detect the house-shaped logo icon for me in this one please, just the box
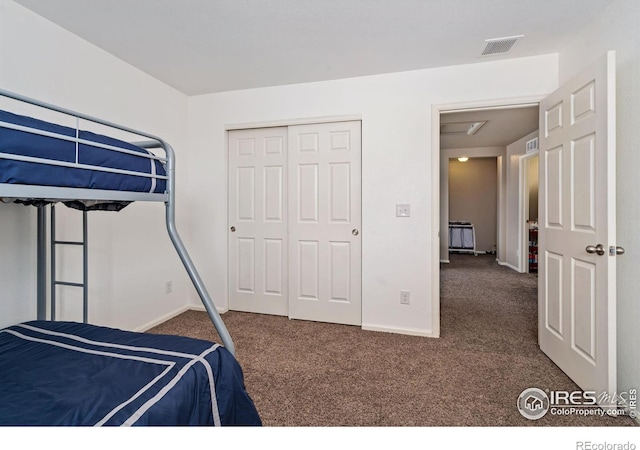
[525,395,544,411]
[517,388,550,420]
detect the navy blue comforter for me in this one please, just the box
[0,110,166,194]
[0,321,261,426]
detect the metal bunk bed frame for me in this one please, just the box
[0,88,235,355]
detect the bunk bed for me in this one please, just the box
[0,89,261,426]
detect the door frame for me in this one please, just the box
[518,149,539,274]
[430,96,544,338]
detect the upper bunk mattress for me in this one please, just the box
[0,320,261,426]
[0,110,166,194]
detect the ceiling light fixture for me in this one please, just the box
[440,121,487,135]
[466,121,486,135]
[458,157,469,162]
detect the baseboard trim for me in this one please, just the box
[135,305,191,332]
[136,305,228,332]
[188,304,229,314]
[362,323,438,338]
[497,260,521,272]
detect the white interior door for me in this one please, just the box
[228,127,288,316]
[539,51,617,398]
[288,121,362,326]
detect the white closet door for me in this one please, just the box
[288,121,362,326]
[228,127,288,316]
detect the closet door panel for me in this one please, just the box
[288,121,362,326]
[229,127,288,316]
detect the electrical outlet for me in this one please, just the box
[165,280,173,294]
[400,290,410,305]
[396,204,411,217]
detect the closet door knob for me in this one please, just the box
[352,229,359,236]
[230,226,236,232]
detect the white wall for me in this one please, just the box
[0,1,193,330]
[0,201,36,326]
[187,55,558,336]
[557,0,640,408]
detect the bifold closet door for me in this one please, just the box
[288,121,362,326]
[228,127,288,316]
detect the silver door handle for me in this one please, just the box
[352,229,359,236]
[230,226,236,232]
[585,244,605,256]
[615,246,625,255]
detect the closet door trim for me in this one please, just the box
[225,115,362,131]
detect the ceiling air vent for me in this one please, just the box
[481,35,524,56]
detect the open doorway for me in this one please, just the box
[431,53,619,400]
[439,105,539,267]
[448,156,499,257]
[519,151,540,274]
[437,102,541,337]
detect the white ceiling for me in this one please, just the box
[14,0,614,95]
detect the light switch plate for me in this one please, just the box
[396,204,410,217]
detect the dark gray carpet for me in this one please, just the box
[149,254,637,427]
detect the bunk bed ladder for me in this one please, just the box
[50,204,89,323]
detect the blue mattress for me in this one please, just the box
[0,110,166,194]
[0,321,261,426]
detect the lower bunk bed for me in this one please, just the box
[0,321,261,426]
